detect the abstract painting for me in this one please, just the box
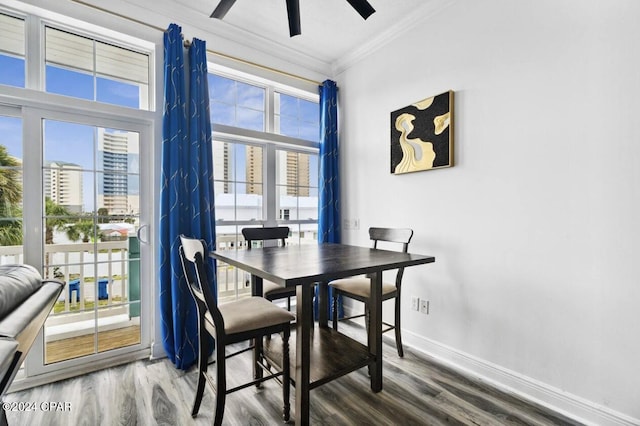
[390,90,454,174]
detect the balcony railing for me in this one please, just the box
[0,240,135,323]
[214,228,318,303]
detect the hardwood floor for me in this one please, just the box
[5,321,583,426]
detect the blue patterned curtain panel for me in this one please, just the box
[159,24,216,370]
[317,79,343,319]
[318,79,340,244]
[187,38,216,288]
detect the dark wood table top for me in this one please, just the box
[210,242,435,286]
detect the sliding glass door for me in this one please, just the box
[0,107,152,379]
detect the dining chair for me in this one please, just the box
[179,235,295,425]
[242,226,297,311]
[329,227,414,357]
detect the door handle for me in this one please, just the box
[136,224,150,245]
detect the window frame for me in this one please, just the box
[0,6,155,113]
[209,65,320,235]
[0,5,155,386]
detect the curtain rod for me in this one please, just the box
[70,0,322,86]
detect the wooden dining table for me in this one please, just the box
[210,242,435,425]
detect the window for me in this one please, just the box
[210,69,320,300]
[213,141,264,223]
[276,150,318,222]
[209,74,265,131]
[0,114,23,260]
[0,13,25,88]
[275,92,320,142]
[45,27,150,109]
[0,8,152,373]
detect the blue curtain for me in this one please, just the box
[159,24,216,370]
[316,79,343,319]
[187,38,216,285]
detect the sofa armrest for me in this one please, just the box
[0,265,43,320]
[0,280,63,398]
[0,281,64,341]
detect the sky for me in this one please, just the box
[0,53,320,213]
[0,56,141,212]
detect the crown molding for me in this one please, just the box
[66,0,333,81]
[332,0,458,76]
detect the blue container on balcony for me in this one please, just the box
[68,279,80,302]
[98,278,109,300]
[67,278,109,302]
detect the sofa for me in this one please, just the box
[0,264,63,425]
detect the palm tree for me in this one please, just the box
[0,219,22,246]
[97,207,109,223]
[0,145,22,209]
[0,145,23,246]
[66,218,97,243]
[45,198,73,245]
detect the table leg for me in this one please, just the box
[318,282,329,328]
[252,275,263,382]
[295,284,312,425]
[369,271,383,392]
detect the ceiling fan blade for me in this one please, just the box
[211,0,236,19]
[286,0,301,37]
[345,0,376,20]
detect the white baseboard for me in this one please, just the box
[150,341,166,360]
[402,330,640,426]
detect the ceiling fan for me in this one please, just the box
[210,0,376,37]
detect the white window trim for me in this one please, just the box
[209,66,320,230]
[0,5,156,387]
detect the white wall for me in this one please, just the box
[336,0,640,424]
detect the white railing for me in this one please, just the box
[215,234,251,303]
[214,229,318,303]
[0,240,133,321]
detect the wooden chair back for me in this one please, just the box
[369,227,414,287]
[179,235,224,333]
[242,226,290,250]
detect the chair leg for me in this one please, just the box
[282,328,291,422]
[394,296,404,357]
[254,337,264,388]
[191,331,208,417]
[286,296,291,311]
[213,341,227,426]
[364,305,370,341]
[365,305,371,376]
[332,293,338,331]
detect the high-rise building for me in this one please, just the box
[246,146,262,195]
[243,148,310,196]
[97,129,139,215]
[44,161,83,213]
[214,143,311,200]
[214,141,231,195]
[286,152,309,196]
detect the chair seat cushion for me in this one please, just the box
[209,297,295,335]
[329,277,396,299]
[263,280,295,298]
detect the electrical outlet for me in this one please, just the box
[410,296,419,311]
[420,300,430,315]
[343,219,360,230]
